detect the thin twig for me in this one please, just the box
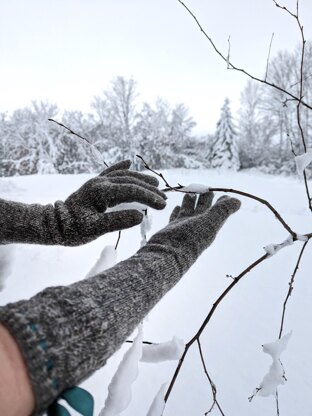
[278,240,309,338]
[137,154,297,237]
[210,187,296,238]
[289,73,312,89]
[136,155,185,192]
[48,118,109,167]
[176,0,312,111]
[265,33,275,81]
[125,340,153,345]
[272,0,312,211]
[115,231,121,250]
[165,253,269,402]
[272,0,297,19]
[276,389,280,416]
[197,339,225,415]
[49,118,93,146]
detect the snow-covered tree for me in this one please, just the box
[208,98,240,170]
[0,102,60,176]
[135,99,197,169]
[238,80,276,169]
[91,76,139,166]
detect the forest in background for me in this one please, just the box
[0,42,311,177]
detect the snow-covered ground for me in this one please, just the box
[1,169,312,415]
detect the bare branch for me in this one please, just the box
[136,155,185,192]
[272,0,297,19]
[165,253,269,403]
[278,240,309,338]
[137,155,299,237]
[272,0,312,210]
[176,0,312,111]
[48,118,109,167]
[115,231,121,250]
[197,339,225,415]
[276,389,280,416]
[210,187,297,238]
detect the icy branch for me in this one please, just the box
[263,235,294,258]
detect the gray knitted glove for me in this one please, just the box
[0,191,240,415]
[0,160,166,246]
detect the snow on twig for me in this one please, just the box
[146,384,166,416]
[137,154,297,237]
[140,209,152,247]
[99,325,143,416]
[295,151,312,177]
[141,337,185,363]
[295,233,309,242]
[85,246,117,278]
[179,184,210,193]
[250,332,292,400]
[263,235,294,258]
[106,202,149,214]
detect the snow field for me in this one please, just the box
[1,168,312,415]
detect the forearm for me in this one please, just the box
[0,198,62,245]
[0,324,35,416]
[0,245,185,415]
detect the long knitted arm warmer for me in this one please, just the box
[0,193,241,415]
[0,162,166,246]
[0,246,185,415]
[0,198,65,245]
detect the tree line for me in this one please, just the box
[0,77,205,176]
[0,42,311,176]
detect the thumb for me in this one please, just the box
[90,210,144,237]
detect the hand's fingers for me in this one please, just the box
[195,191,214,214]
[169,206,181,222]
[106,184,167,210]
[99,160,131,176]
[216,195,230,203]
[106,170,159,187]
[90,210,144,236]
[179,194,197,217]
[107,176,166,200]
[206,196,241,228]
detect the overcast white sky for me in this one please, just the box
[1,0,311,134]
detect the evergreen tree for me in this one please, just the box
[209,98,240,170]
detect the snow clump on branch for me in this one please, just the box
[99,325,143,416]
[251,332,292,398]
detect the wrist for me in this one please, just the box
[0,324,35,416]
[0,199,60,245]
